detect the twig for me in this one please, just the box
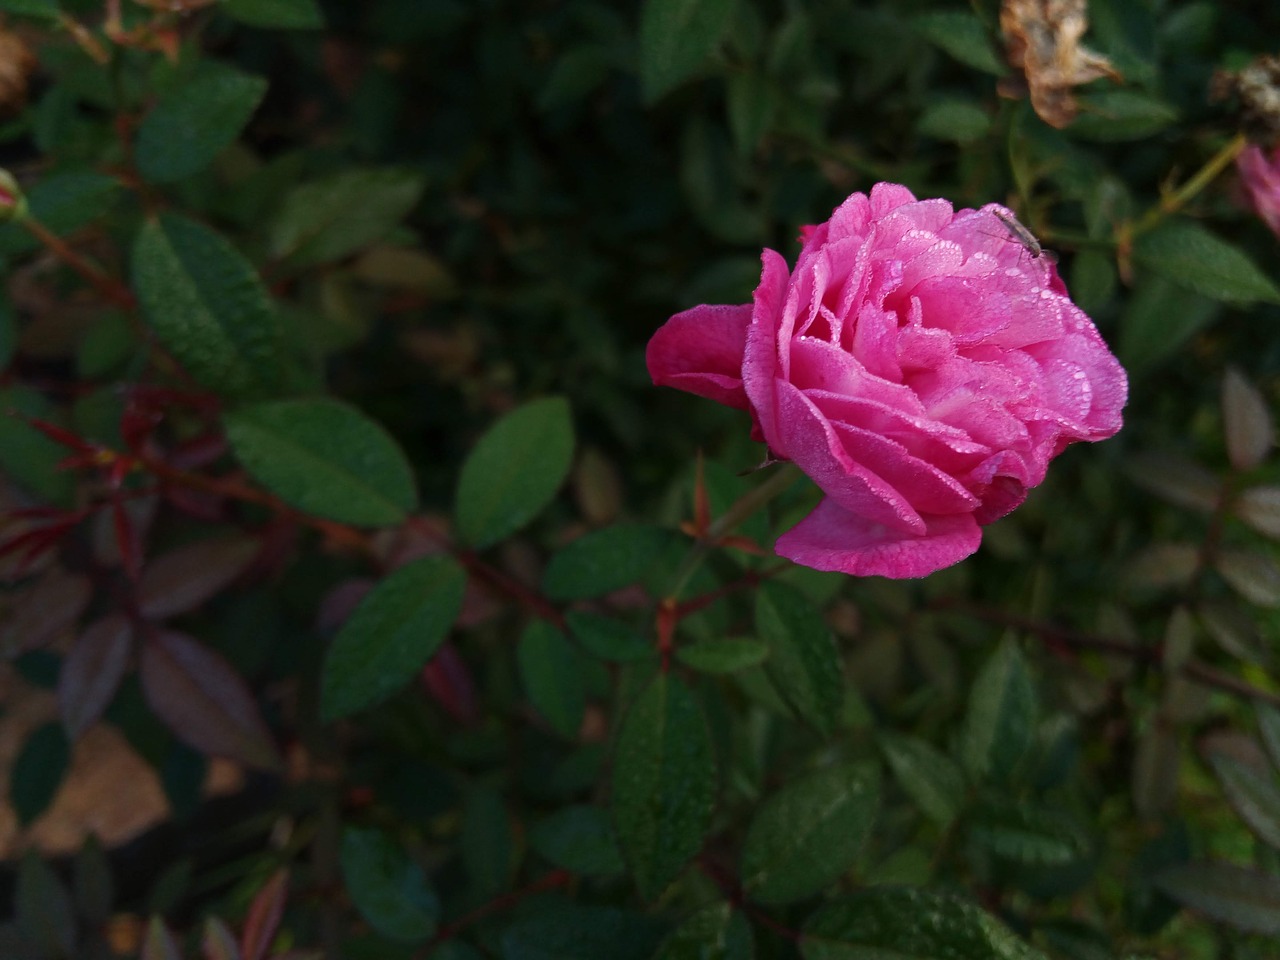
[421,870,572,952]
[21,216,136,309]
[933,599,1280,708]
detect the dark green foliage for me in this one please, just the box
[4,0,1280,955]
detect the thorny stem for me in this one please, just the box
[661,463,801,604]
[1132,132,1249,236]
[21,216,136,309]
[935,600,1280,709]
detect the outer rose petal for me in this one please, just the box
[777,497,982,579]
[646,304,753,409]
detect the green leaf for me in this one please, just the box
[456,397,574,548]
[16,851,76,958]
[726,72,776,158]
[1069,90,1179,142]
[340,827,438,944]
[741,761,880,904]
[1206,750,1280,849]
[754,582,843,734]
[676,637,769,674]
[1156,862,1280,934]
[0,389,76,505]
[0,0,59,19]
[462,787,515,897]
[0,172,121,256]
[529,806,625,876]
[541,524,671,601]
[566,611,655,662]
[653,902,753,960]
[225,398,418,527]
[917,98,991,143]
[321,556,466,720]
[801,888,1048,960]
[1258,703,1280,770]
[269,168,424,268]
[0,295,12,370]
[518,621,586,738]
[879,733,966,826]
[223,0,324,29]
[132,213,291,398]
[612,674,716,900]
[10,722,69,826]
[912,12,1005,75]
[969,797,1092,865]
[1133,220,1280,306]
[136,62,268,183]
[961,639,1038,783]
[73,836,114,928]
[1118,276,1219,376]
[638,0,735,102]
[500,898,666,960]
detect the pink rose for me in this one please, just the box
[1238,144,1280,237]
[647,183,1127,579]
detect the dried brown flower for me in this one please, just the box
[999,0,1121,129]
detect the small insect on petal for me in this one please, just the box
[992,210,1057,263]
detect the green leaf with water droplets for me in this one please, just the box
[133,213,293,399]
[754,582,843,734]
[456,397,574,548]
[961,639,1038,783]
[741,761,880,904]
[321,556,465,720]
[801,888,1048,960]
[226,397,418,527]
[653,901,753,960]
[612,674,716,900]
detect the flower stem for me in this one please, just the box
[661,462,801,603]
[1132,132,1249,236]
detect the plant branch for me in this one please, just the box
[1132,132,1248,236]
[22,216,137,309]
[421,869,572,952]
[934,600,1280,709]
[662,463,800,603]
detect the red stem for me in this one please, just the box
[422,870,572,951]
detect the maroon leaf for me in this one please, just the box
[142,917,182,960]
[58,616,134,739]
[137,536,260,620]
[140,630,281,770]
[241,869,289,960]
[202,917,242,960]
[0,568,92,657]
[91,495,156,572]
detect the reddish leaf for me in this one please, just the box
[203,917,242,960]
[241,869,289,960]
[137,536,259,620]
[0,568,92,657]
[420,642,479,725]
[92,495,156,573]
[58,616,134,739]
[17,414,98,454]
[142,917,182,960]
[140,630,281,770]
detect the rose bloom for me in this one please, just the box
[647,184,1127,579]
[1238,144,1280,237]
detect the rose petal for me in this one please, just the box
[647,303,753,409]
[777,497,982,579]
[775,381,924,535]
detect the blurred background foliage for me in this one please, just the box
[3,0,1280,958]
